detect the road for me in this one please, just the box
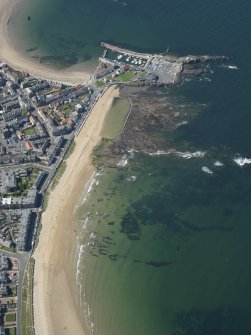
[0,163,52,173]
[40,86,100,194]
[1,250,30,335]
[1,85,101,333]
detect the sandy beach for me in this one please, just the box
[0,0,93,85]
[0,1,119,333]
[33,85,119,335]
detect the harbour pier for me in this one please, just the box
[101,42,152,61]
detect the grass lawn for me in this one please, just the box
[0,244,15,253]
[7,328,16,335]
[96,80,106,87]
[42,191,50,212]
[27,80,37,86]
[51,161,67,190]
[63,108,72,116]
[6,313,16,323]
[60,103,73,116]
[12,170,40,197]
[115,71,134,82]
[23,127,36,136]
[92,138,111,165]
[101,97,130,139]
[64,141,76,160]
[21,258,35,335]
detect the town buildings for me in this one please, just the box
[0,62,93,254]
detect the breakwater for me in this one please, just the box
[101,42,152,60]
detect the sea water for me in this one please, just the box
[11,0,251,334]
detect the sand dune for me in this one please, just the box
[0,0,93,85]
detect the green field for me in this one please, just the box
[101,98,130,139]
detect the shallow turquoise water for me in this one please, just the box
[11,0,251,334]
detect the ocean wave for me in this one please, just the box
[202,77,212,82]
[83,300,95,335]
[126,175,137,182]
[175,120,188,127]
[220,64,238,70]
[117,154,128,167]
[75,239,95,334]
[233,157,251,166]
[202,166,213,174]
[149,149,206,159]
[76,244,85,281]
[127,149,138,158]
[82,176,97,204]
[214,161,224,167]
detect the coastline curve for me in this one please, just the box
[0,0,94,85]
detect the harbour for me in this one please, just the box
[96,42,227,86]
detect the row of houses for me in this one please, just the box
[0,253,10,298]
[0,188,38,209]
[16,210,32,251]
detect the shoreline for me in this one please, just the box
[0,1,119,333]
[33,85,119,335]
[0,0,94,85]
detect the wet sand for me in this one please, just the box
[33,86,119,335]
[0,0,93,85]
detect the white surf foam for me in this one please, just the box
[220,64,238,70]
[233,157,251,166]
[228,65,238,70]
[175,120,188,127]
[117,154,128,167]
[126,175,137,182]
[82,176,97,204]
[76,244,85,281]
[149,149,206,159]
[214,161,224,167]
[202,166,213,174]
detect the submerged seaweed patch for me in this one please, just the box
[145,261,173,267]
[120,212,141,240]
[39,54,79,67]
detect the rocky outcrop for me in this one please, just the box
[179,55,228,65]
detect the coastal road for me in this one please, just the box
[0,163,52,173]
[1,250,30,335]
[40,88,100,194]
